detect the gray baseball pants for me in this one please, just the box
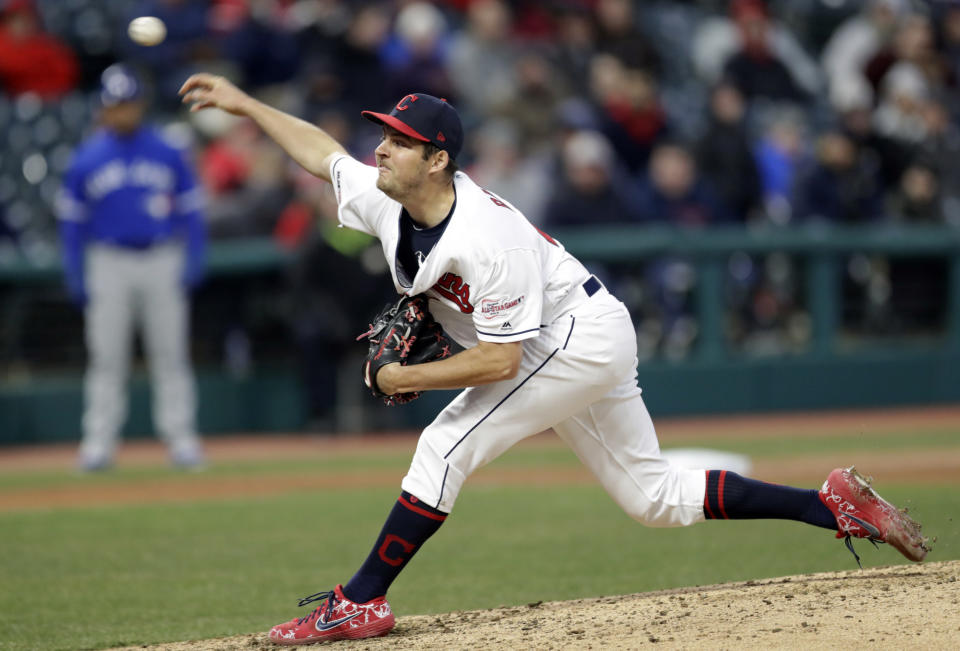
[78,243,200,462]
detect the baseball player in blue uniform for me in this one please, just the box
[180,74,930,645]
[58,64,206,471]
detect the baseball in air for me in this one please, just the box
[127,16,166,46]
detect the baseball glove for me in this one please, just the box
[357,294,453,406]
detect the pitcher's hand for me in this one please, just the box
[179,73,251,116]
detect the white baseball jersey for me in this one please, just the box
[331,154,594,347]
[330,154,706,524]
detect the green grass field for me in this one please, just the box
[1,428,958,651]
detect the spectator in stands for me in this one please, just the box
[592,0,662,77]
[884,156,948,332]
[831,69,910,191]
[821,0,905,100]
[696,81,789,351]
[864,12,943,95]
[196,115,292,238]
[793,130,884,223]
[466,119,551,225]
[14,0,960,385]
[637,141,730,227]
[56,64,207,471]
[887,158,943,223]
[635,141,732,357]
[550,3,596,98]
[934,2,960,94]
[696,81,762,223]
[691,0,821,102]
[721,0,814,105]
[874,61,931,146]
[492,46,568,155]
[916,97,960,225]
[272,109,361,250]
[381,2,454,103]
[212,0,303,88]
[505,0,555,41]
[446,0,517,122]
[542,129,640,228]
[301,3,393,120]
[0,0,78,99]
[589,54,669,172]
[753,107,809,225]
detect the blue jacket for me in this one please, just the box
[57,125,206,304]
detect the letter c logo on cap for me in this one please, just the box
[396,94,418,111]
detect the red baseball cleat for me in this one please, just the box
[268,584,395,645]
[819,466,930,566]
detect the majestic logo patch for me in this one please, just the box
[481,296,524,320]
[433,273,473,313]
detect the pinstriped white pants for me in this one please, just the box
[401,290,707,527]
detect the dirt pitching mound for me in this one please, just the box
[115,560,959,650]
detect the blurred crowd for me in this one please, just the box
[2,0,960,420]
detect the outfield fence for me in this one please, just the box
[2,223,959,443]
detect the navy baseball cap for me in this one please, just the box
[362,93,463,160]
[100,64,142,106]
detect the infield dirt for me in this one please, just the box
[111,561,959,650]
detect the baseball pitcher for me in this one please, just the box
[180,75,929,645]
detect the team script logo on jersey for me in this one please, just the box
[480,295,524,320]
[433,272,473,313]
[85,158,174,200]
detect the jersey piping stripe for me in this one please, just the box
[437,317,575,506]
[475,327,539,338]
[441,347,560,465]
[436,465,450,510]
[562,316,575,350]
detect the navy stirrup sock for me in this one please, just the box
[343,491,447,603]
[703,470,837,530]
